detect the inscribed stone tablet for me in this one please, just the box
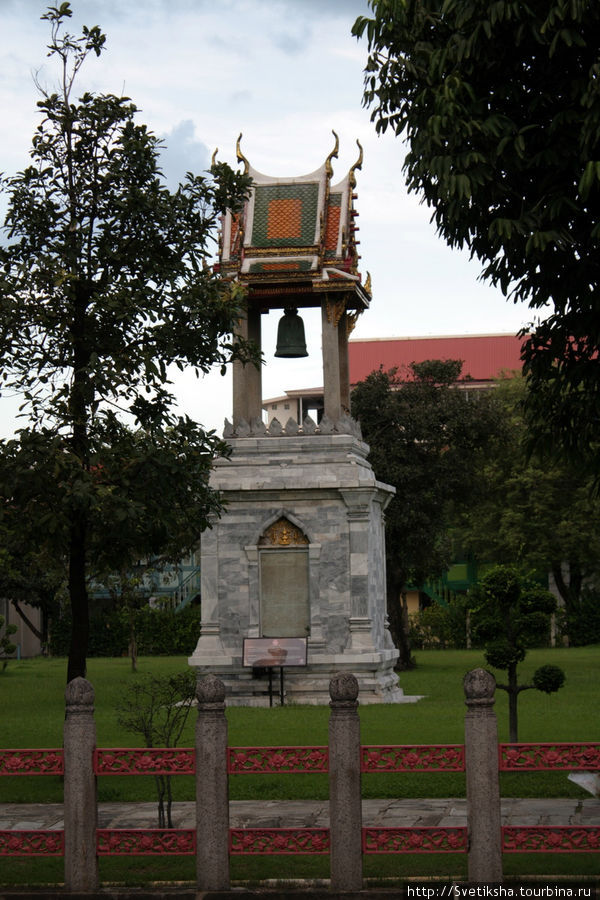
[260,550,309,637]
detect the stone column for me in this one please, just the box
[321,297,342,422]
[464,668,503,883]
[341,490,375,652]
[232,302,262,427]
[338,310,350,414]
[189,520,231,666]
[63,677,98,893]
[196,675,229,891]
[328,673,362,891]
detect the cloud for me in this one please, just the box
[229,89,253,105]
[159,120,211,188]
[270,27,310,56]
[273,0,369,17]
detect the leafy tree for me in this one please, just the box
[116,672,196,828]
[0,518,64,649]
[469,566,565,742]
[454,376,600,623]
[0,5,254,681]
[353,2,600,474]
[351,361,501,667]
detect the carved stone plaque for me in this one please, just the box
[260,550,309,637]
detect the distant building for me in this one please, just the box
[1,597,43,660]
[264,332,524,424]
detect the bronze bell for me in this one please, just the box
[274,307,308,358]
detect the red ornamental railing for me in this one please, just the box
[499,742,600,771]
[363,827,468,854]
[0,749,63,776]
[96,829,195,856]
[229,828,330,855]
[94,748,194,776]
[361,744,465,773]
[227,746,328,774]
[0,831,64,857]
[503,827,600,853]
[2,743,600,859]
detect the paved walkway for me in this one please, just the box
[2,798,600,830]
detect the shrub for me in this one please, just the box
[0,613,18,671]
[408,596,468,649]
[48,604,201,657]
[563,588,600,646]
[468,565,564,741]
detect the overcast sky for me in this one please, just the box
[0,0,533,436]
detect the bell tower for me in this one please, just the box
[188,135,406,704]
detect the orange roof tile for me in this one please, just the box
[349,334,525,384]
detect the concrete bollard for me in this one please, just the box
[63,677,99,892]
[195,674,229,891]
[464,668,503,883]
[328,672,363,891]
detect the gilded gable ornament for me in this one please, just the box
[259,517,309,547]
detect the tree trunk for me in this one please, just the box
[166,775,173,829]
[386,569,415,669]
[10,599,44,642]
[551,560,583,616]
[508,663,519,743]
[67,511,89,683]
[155,775,166,829]
[128,608,137,673]
[66,292,92,683]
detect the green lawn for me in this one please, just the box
[1,647,599,803]
[0,646,600,802]
[1,647,599,885]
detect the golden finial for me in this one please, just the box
[211,148,219,166]
[236,133,250,174]
[349,139,363,186]
[325,130,339,178]
[364,271,372,295]
[346,310,362,336]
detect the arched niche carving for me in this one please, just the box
[258,516,310,638]
[258,516,309,548]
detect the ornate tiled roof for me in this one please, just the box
[216,133,370,312]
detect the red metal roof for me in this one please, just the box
[349,334,525,385]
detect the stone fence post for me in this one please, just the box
[328,672,363,891]
[464,668,503,882]
[195,674,229,891]
[63,677,99,893]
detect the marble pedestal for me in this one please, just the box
[188,427,407,704]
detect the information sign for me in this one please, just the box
[243,637,307,669]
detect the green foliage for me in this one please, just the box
[0,613,18,670]
[408,598,468,650]
[0,5,255,681]
[351,362,502,665]
[453,375,600,624]
[469,565,565,740]
[116,669,196,827]
[532,664,566,694]
[353,1,600,475]
[470,566,557,653]
[563,588,600,646]
[48,604,201,658]
[484,639,526,671]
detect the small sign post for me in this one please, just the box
[243,637,308,706]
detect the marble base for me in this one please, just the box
[189,431,407,705]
